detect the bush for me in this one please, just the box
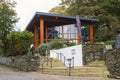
[38,44,48,56]
[0,48,3,56]
[38,41,76,56]
[6,30,33,56]
[105,40,115,45]
[0,40,3,56]
[64,41,76,47]
[50,41,64,49]
[106,49,120,78]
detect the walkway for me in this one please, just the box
[0,64,117,80]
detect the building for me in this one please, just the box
[26,12,99,47]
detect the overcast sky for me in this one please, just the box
[14,0,61,31]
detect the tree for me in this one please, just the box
[0,0,18,53]
[49,0,120,42]
[49,6,67,15]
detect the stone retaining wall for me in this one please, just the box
[0,56,40,71]
[106,49,120,78]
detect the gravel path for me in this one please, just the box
[0,65,117,80]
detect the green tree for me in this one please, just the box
[49,6,67,15]
[50,0,120,42]
[6,30,33,56]
[0,0,18,53]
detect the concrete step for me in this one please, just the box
[39,56,65,68]
[85,60,106,67]
[38,67,109,77]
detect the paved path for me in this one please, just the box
[0,65,117,80]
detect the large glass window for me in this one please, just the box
[81,24,90,43]
[44,23,91,44]
[55,24,78,39]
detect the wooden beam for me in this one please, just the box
[90,22,94,44]
[34,26,38,47]
[44,18,76,24]
[47,38,78,40]
[40,18,44,44]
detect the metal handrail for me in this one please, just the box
[51,50,74,67]
[41,57,52,73]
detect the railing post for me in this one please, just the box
[50,58,52,68]
[64,56,65,65]
[58,53,60,61]
[42,63,44,73]
[68,58,72,76]
[72,57,74,68]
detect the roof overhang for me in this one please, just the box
[26,12,99,31]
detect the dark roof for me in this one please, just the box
[35,12,99,22]
[26,12,99,31]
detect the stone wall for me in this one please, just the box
[0,56,40,71]
[82,44,105,64]
[106,49,120,78]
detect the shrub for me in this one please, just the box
[50,41,64,49]
[0,48,3,56]
[38,41,76,56]
[6,30,33,56]
[0,40,3,56]
[38,44,48,56]
[105,40,115,45]
[64,41,76,47]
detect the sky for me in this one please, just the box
[14,0,61,31]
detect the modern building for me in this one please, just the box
[26,12,99,47]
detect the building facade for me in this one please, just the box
[26,12,99,47]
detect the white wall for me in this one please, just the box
[50,45,83,67]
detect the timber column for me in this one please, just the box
[40,18,44,44]
[34,26,38,47]
[90,22,94,44]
